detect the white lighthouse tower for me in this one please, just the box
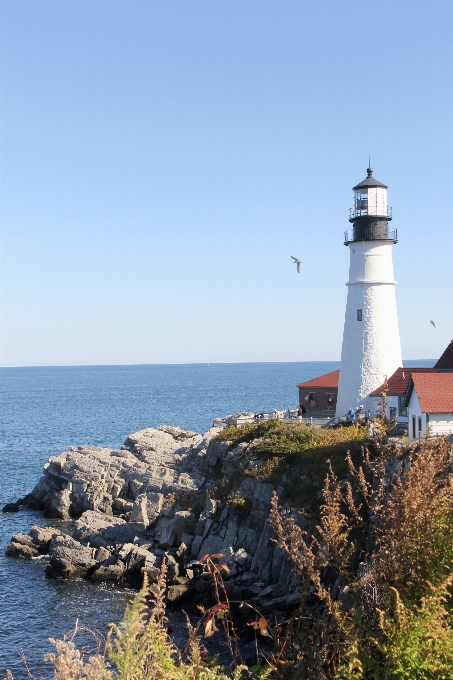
[335,167,402,419]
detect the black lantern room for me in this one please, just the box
[344,167,397,244]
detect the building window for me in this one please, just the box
[327,393,334,408]
[389,407,397,420]
[418,417,422,436]
[357,309,363,321]
[399,396,407,417]
[412,415,416,439]
[305,393,315,406]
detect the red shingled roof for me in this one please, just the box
[410,373,453,413]
[297,370,340,388]
[370,367,439,396]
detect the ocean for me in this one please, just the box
[0,360,432,677]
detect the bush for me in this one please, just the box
[270,435,453,679]
[8,560,272,680]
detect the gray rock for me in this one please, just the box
[29,526,63,552]
[73,510,133,548]
[190,535,204,559]
[147,492,164,524]
[181,532,195,549]
[112,498,133,514]
[17,418,300,590]
[124,545,159,577]
[2,503,20,512]
[129,495,149,533]
[46,534,97,578]
[233,548,249,567]
[95,546,112,562]
[5,534,39,559]
[155,516,176,549]
[24,424,204,522]
[161,504,175,518]
[90,560,126,583]
[166,583,194,605]
[165,553,180,582]
[205,440,230,467]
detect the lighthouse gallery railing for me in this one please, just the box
[344,228,397,244]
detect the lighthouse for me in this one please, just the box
[335,167,403,419]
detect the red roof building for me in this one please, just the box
[369,367,440,422]
[370,367,440,397]
[297,370,339,416]
[403,372,453,441]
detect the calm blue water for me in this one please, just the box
[0,360,433,677]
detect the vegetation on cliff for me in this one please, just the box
[214,418,369,513]
[5,420,453,679]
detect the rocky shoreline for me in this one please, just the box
[5,416,300,614]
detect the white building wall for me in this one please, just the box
[336,241,402,418]
[407,388,425,441]
[370,394,407,422]
[428,414,453,437]
[407,387,453,439]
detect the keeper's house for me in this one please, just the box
[297,370,339,417]
[403,372,453,441]
[368,340,453,424]
[369,368,440,423]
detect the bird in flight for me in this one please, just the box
[291,256,302,273]
[430,320,436,328]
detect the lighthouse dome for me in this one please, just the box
[352,167,388,190]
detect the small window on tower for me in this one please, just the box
[357,309,363,321]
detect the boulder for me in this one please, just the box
[155,516,176,549]
[89,555,127,583]
[73,510,136,549]
[129,495,149,533]
[2,503,20,513]
[5,534,39,559]
[117,543,161,582]
[147,492,164,524]
[166,583,194,605]
[46,535,97,579]
[29,526,63,553]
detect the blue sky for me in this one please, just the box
[1,0,452,366]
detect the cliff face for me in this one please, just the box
[6,420,298,607]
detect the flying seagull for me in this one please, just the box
[430,320,436,328]
[291,256,302,273]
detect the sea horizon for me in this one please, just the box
[0,358,437,369]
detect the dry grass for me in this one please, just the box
[270,434,453,679]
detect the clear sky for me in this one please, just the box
[1,0,452,367]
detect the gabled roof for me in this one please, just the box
[434,340,453,370]
[297,370,340,389]
[370,367,439,396]
[404,373,453,413]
